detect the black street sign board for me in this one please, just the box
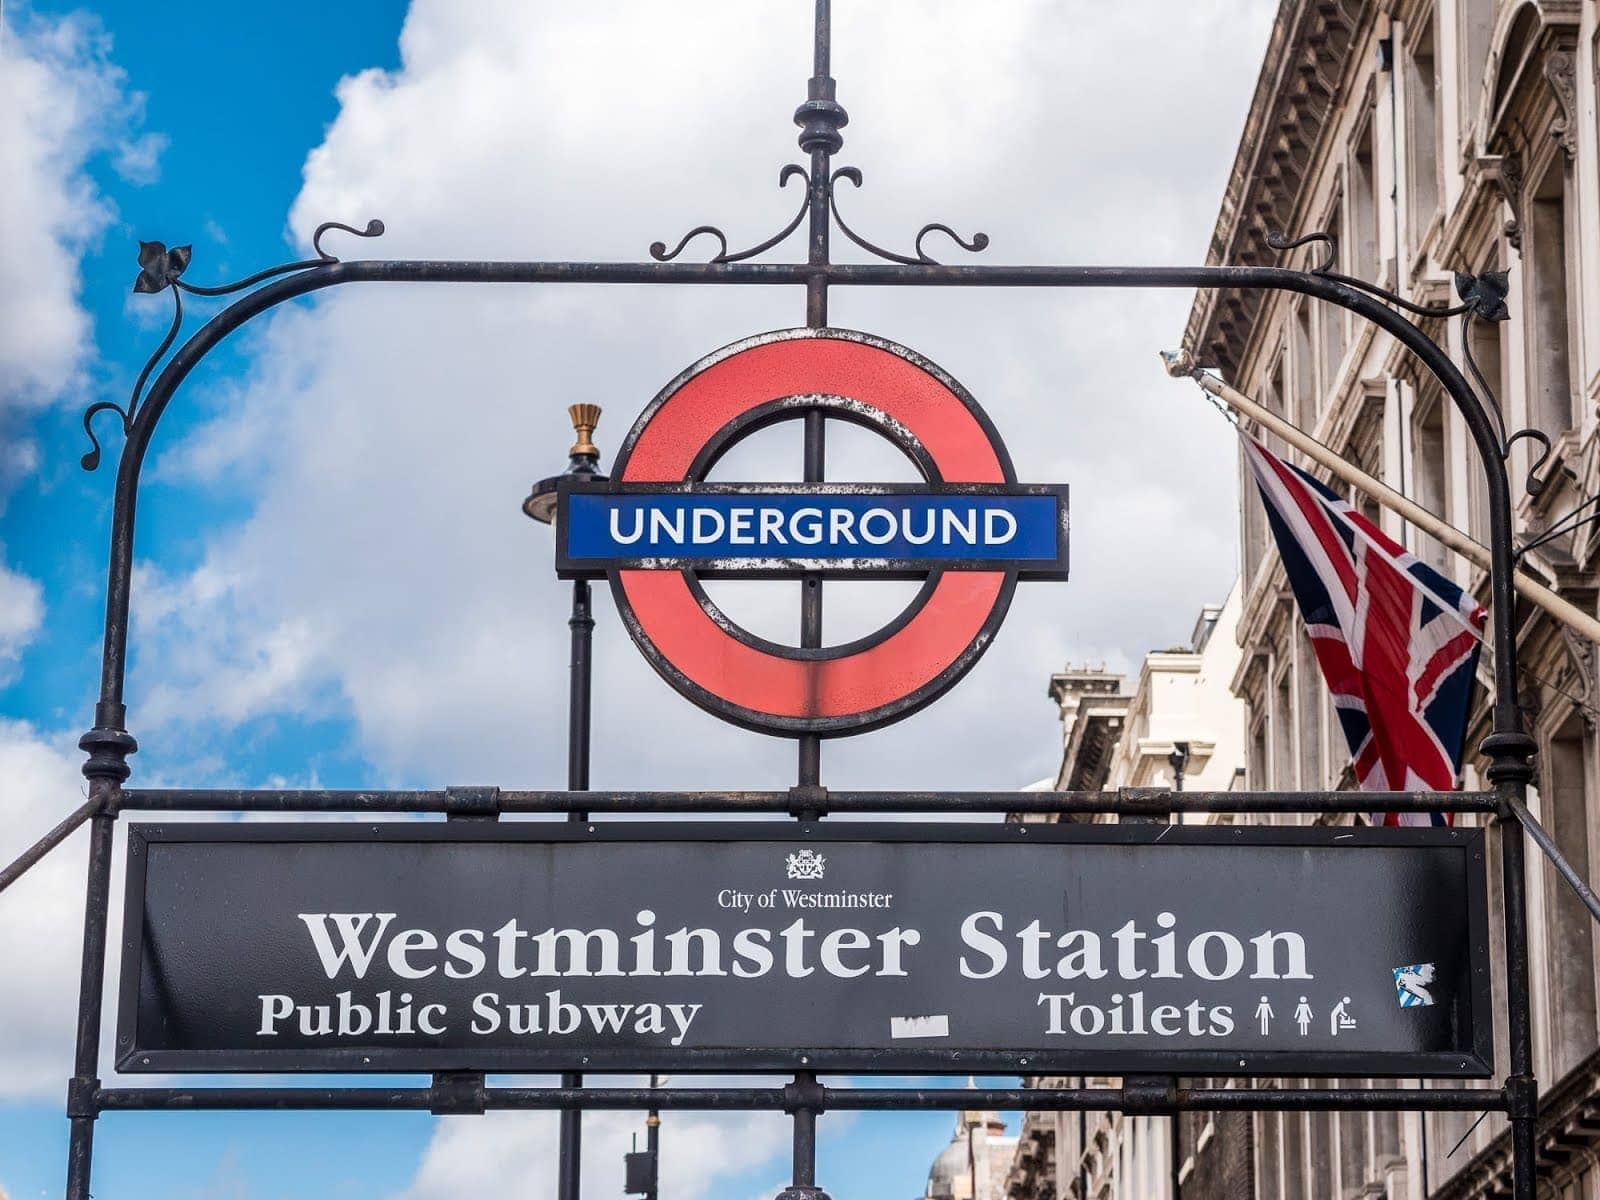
[117,822,1492,1077]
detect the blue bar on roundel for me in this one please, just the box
[564,490,1063,566]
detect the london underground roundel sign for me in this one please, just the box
[555,328,1069,736]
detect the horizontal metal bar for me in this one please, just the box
[1181,1087,1504,1113]
[489,1087,791,1110]
[91,1084,1506,1113]
[92,1086,786,1112]
[117,787,1496,815]
[287,259,1464,293]
[821,1088,1096,1110]
[120,789,458,813]
[96,1087,435,1111]
[831,1087,1504,1113]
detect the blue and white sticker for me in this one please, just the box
[1393,963,1437,1007]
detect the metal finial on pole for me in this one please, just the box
[568,404,601,459]
[524,404,606,525]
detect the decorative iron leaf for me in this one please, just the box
[1454,270,1510,322]
[131,240,192,294]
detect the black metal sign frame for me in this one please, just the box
[116,820,1493,1079]
[0,1,1556,1197]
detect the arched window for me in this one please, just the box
[1405,12,1442,255]
[1457,0,1496,136]
[1526,155,1577,435]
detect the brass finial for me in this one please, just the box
[569,404,601,459]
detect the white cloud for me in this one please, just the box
[395,1097,790,1200]
[0,720,92,1100]
[0,8,162,415]
[0,8,162,681]
[0,556,44,686]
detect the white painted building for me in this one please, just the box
[920,1100,1019,1200]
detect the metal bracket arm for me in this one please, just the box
[1504,1074,1539,1121]
[1123,1075,1180,1115]
[1117,787,1175,820]
[782,1075,827,1115]
[443,786,502,819]
[787,784,829,819]
[429,1072,487,1115]
[1502,794,1600,928]
[65,1075,100,1121]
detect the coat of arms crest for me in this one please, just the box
[785,849,826,880]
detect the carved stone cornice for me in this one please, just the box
[1544,48,1578,159]
[1183,0,1374,377]
[1438,155,1507,264]
[1478,151,1526,251]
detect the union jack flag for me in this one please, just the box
[1242,435,1486,826]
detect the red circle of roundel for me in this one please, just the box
[610,328,1016,736]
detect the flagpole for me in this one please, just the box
[1162,352,1600,650]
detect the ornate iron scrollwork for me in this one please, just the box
[827,167,988,266]
[1454,274,1551,501]
[1266,228,1476,319]
[1264,230,1337,274]
[1263,228,1567,505]
[312,219,386,262]
[81,221,386,471]
[649,165,812,264]
[646,161,991,267]
[1267,228,1491,320]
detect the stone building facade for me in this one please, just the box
[1007,0,1600,1194]
[1177,0,1600,1196]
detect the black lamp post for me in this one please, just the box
[623,1075,663,1200]
[525,404,606,1200]
[1168,742,1190,793]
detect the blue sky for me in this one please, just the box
[0,1,1273,1195]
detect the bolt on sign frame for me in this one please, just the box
[0,2,1561,1198]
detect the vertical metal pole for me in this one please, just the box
[568,579,594,798]
[792,1098,818,1187]
[798,407,824,789]
[558,577,594,1200]
[645,1084,661,1200]
[1473,361,1538,1198]
[65,808,116,1200]
[794,0,844,794]
[1498,786,1538,1200]
[776,1071,827,1200]
[1078,1106,1089,1199]
[66,708,134,1200]
[783,10,843,1196]
[1164,748,1190,1196]
[1418,1095,1431,1195]
[802,0,834,329]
